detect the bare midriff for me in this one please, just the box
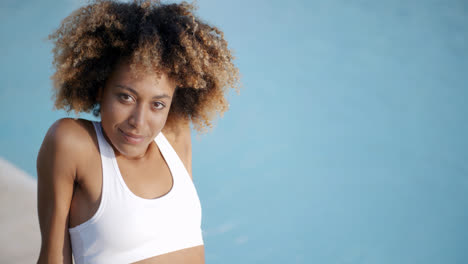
[131,245,205,264]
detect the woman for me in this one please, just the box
[36,1,240,263]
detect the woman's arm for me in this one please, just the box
[36,119,80,264]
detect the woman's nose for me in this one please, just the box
[128,104,145,128]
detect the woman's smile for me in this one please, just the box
[119,128,146,145]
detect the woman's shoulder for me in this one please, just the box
[161,118,193,178]
[46,117,94,141]
[41,118,98,157]
[38,118,99,184]
[162,118,191,149]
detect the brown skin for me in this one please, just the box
[36,61,205,263]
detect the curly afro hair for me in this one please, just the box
[48,0,240,133]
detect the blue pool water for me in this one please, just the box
[1,0,467,263]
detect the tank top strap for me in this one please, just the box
[154,132,191,182]
[92,121,114,158]
[72,121,115,228]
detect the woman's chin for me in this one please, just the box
[115,144,149,160]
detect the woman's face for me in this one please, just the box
[98,61,176,159]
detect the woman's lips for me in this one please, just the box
[119,128,145,144]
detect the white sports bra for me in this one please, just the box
[68,121,204,264]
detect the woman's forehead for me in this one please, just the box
[110,59,172,82]
[112,60,164,78]
[107,62,175,95]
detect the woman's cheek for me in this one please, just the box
[108,100,130,117]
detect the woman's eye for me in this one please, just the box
[153,102,165,110]
[119,93,133,102]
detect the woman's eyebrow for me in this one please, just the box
[116,84,172,99]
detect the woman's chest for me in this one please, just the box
[69,151,174,229]
[70,155,203,255]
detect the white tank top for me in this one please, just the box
[68,121,204,264]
